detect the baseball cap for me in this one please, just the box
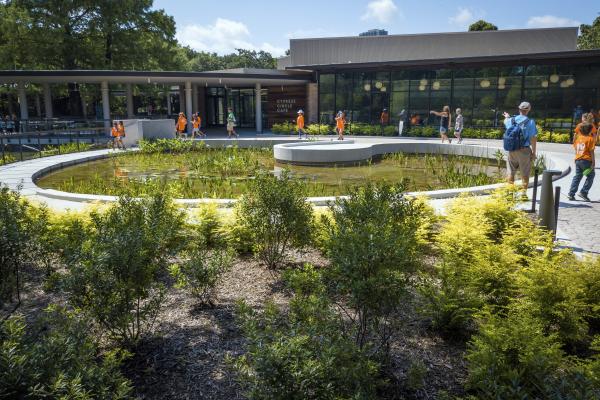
[297,109,304,114]
[518,101,531,110]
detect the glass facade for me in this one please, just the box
[318,63,600,133]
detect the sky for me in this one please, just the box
[152,0,599,56]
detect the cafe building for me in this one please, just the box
[1,27,599,132]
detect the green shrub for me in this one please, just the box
[62,193,185,345]
[41,142,92,156]
[138,138,197,154]
[0,306,131,399]
[271,122,295,134]
[236,171,313,268]
[0,186,49,306]
[170,245,234,304]
[323,184,422,351]
[465,309,598,399]
[305,124,331,135]
[195,203,225,248]
[231,265,381,400]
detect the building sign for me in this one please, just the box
[276,99,296,113]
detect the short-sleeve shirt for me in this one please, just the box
[111,127,119,137]
[193,117,200,129]
[227,112,236,123]
[177,117,187,131]
[573,134,596,161]
[297,115,304,129]
[455,115,464,131]
[336,116,345,129]
[504,115,537,147]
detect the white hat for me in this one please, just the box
[297,109,304,114]
[518,101,531,110]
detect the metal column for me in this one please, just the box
[126,83,134,119]
[17,82,28,122]
[43,83,53,118]
[101,81,111,132]
[255,82,262,133]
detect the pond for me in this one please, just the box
[35,147,506,198]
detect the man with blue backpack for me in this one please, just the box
[502,101,538,200]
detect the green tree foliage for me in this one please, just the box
[323,184,422,352]
[231,265,381,400]
[62,193,185,345]
[0,186,49,308]
[236,171,313,269]
[185,48,277,71]
[468,20,498,31]
[579,17,600,50]
[0,306,131,399]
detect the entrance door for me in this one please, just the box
[206,88,226,126]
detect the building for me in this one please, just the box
[359,29,389,37]
[1,27,599,134]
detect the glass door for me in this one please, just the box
[206,88,226,126]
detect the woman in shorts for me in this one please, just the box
[335,111,345,140]
[226,108,238,139]
[430,105,452,143]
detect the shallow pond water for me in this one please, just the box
[36,148,506,198]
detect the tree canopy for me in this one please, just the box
[0,0,277,71]
[578,16,600,50]
[468,20,498,31]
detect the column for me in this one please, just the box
[185,81,193,133]
[166,86,172,116]
[17,82,28,121]
[80,87,87,118]
[101,81,110,132]
[192,84,198,113]
[43,83,53,118]
[35,93,42,117]
[306,83,318,124]
[255,83,262,133]
[126,83,134,119]
[178,85,185,113]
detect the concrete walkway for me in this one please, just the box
[0,135,597,255]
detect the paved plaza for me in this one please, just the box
[1,134,598,256]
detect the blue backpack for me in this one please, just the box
[503,117,529,151]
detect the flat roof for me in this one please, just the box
[0,69,313,86]
[288,27,579,68]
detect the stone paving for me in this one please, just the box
[0,135,597,256]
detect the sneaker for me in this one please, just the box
[577,192,591,202]
[568,194,576,201]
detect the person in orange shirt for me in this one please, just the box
[568,122,595,202]
[191,113,205,139]
[335,111,346,140]
[380,108,389,135]
[573,113,598,143]
[117,121,126,149]
[296,109,307,139]
[110,121,121,150]
[176,112,187,138]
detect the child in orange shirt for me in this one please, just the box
[297,109,306,139]
[568,122,595,202]
[176,112,187,138]
[335,111,345,140]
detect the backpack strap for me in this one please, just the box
[511,117,517,126]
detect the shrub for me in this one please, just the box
[138,138,197,154]
[0,306,131,399]
[0,186,49,307]
[170,245,234,304]
[236,171,313,268]
[62,193,185,345]
[323,184,422,351]
[305,124,331,135]
[220,210,255,255]
[231,265,381,400]
[195,203,225,248]
[465,309,598,399]
[271,122,295,134]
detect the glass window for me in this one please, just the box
[431,69,452,91]
[409,89,429,124]
[410,70,432,91]
[320,74,335,93]
[525,65,551,89]
[336,72,353,112]
[319,92,334,124]
[573,64,600,88]
[390,91,408,123]
[452,89,473,126]
[351,72,373,122]
[371,93,390,124]
[453,69,473,90]
[392,71,409,91]
[522,89,547,119]
[474,68,498,90]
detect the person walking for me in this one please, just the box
[110,121,123,150]
[454,108,464,144]
[502,101,538,200]
[296,109,307,139]
[226,108,238,139]
[192,113,205,138]
[398,109,406,136]
[380,108,389,135]
[568,121,595,201]
[574,113,597,142]
[176,112,187,138]
[117,121,126,149]
[430,106,452,143]
[335,111,346,140]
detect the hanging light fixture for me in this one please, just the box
[566,78,575,86]
[432,81,440,90]
[364,83,371,91]
[541,80,549,88]
[375,81,383,89]
[498,77,506,85]
[480,79,490,88]
[380,86,387,92]
[419,78,428,86]
[498,83,506,90]
[549,74,560,83]
[418,85,426,91]
[560,81,569,88]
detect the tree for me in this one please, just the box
[578,16,600,50]
[469,20,498,31]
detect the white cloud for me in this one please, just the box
[361,0,399,24]
[177,18,286,56]
[527,15,580,28]
[449,7,475,28]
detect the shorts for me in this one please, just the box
[507,147,532,179]
[227,122,235,131]
[193,128,199,134]
[440,127,448,134]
